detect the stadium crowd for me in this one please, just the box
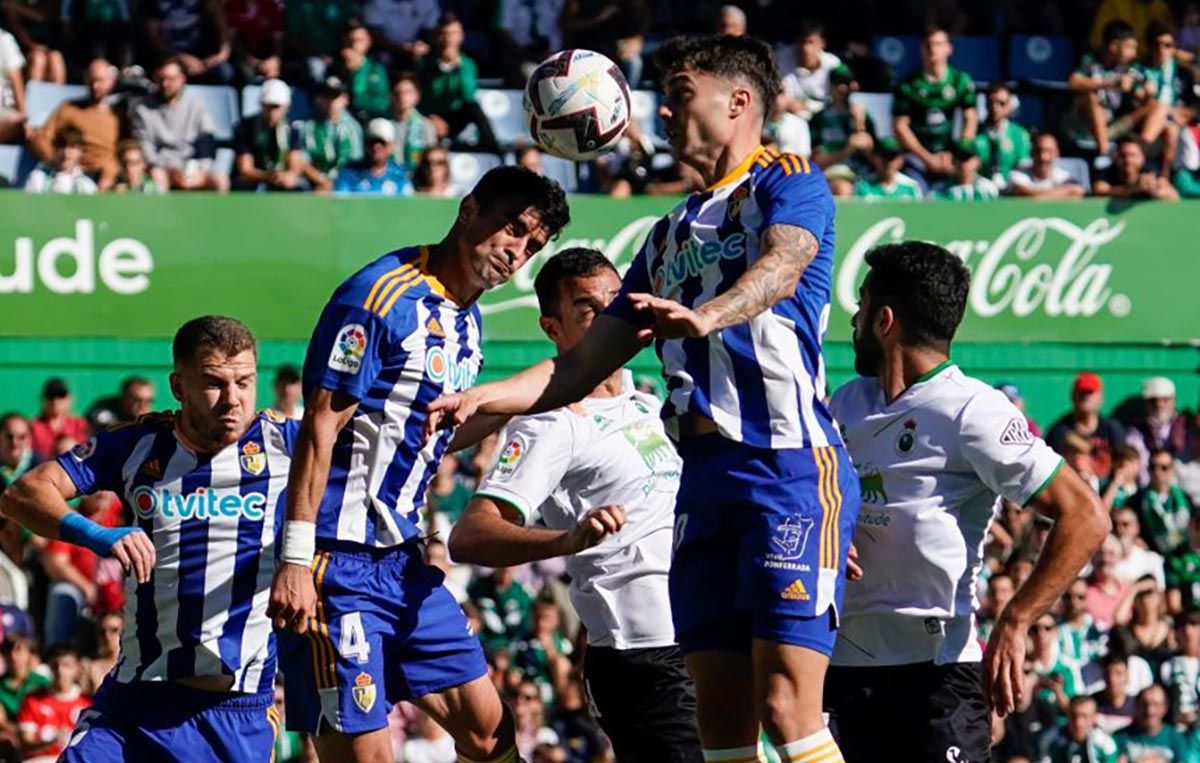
[1,0,1200,198]
[0,366,1197,761]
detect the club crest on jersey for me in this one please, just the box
[768,515,816,562]
[495,434,526,476]
[328,324,367,374]
[726,183,750,220]
[240,441,266,475]
[999,417,1034,446]
[140,459,162,479]
[352,672,376,713]
[895,419,917,455]
[858,465,887,504]
[70,437,96,462]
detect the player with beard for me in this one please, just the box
[825,241,1110,762]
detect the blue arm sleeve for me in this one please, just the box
[302,300,392,401]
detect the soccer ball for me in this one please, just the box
[523,49,631,162]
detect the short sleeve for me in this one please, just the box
[474,416,575,525]
[754,159,835,235]
[302,300,393,401]
[958,389,1064,507]
[604,219,663,328]
[55,428,138,496]
[958,71,977,107]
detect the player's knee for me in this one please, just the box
[454,704,516,760]
[757,686,798,738]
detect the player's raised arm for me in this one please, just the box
[450,498,625,568]
[1,461,155,583]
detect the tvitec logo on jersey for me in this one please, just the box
[130,487,267,522]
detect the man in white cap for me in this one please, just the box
[333,117,415,196]
[234,78,304,191]
[1129,376,1195,481]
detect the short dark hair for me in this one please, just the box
[862,242,970,348]
[274,364,301,385]
[1117,134,1144,151]
[1146,20,1175,45]
[438,11,460,28]
[1068,695,1097,712]
[55,127,84,149]
[1100,651,1128,669]
[0,412,26,430]
[470,166,570,240]
[533,247,618,316]
[986,81,1012,98]
[797,20,824,40]
[653,35,781,120]
[45,645,79,663]
[1179,607,1200,630]
[923,24,950,41]
[172,316,257,367]
[1103,20,1137,46]
[156,56,186,77]
[120,375,151,394]
[394,71,419,89]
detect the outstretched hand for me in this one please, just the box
[424,389,481,444]
[627,293,716,340]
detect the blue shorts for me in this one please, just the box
[278,541,488,735]
[670,437,860,657]
[61,679,276,763]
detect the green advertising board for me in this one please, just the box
[0,193,1194,344]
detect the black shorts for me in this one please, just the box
[824,661,990,763]
[583,645,704,763]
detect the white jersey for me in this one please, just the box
[829,362,1063,667]
[474,372,680,649]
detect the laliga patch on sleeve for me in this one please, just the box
[71,437,97,462]
[495,433,528,476]
[328,324,368,374]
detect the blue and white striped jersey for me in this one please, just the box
[303,246,483,547]
[57,411,298,694]
[608,146,842,449]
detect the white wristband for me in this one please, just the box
[281,521,316,567]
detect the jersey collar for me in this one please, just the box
[705,146,766,191]
[915,359,954,384]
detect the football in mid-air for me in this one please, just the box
[523,49,631,162]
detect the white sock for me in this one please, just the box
[703,743,765,762]
[776,727,843,763]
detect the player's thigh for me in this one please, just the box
[683,649,759,749]
[752,638,831,733]
[583,646,703,763]
[921,662,991,763]
[312,728,393,763]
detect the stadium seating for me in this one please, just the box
[630,90,667,149]
[1056,157,1091,193]
[1008,35,1075,82]
[241,84,314,123]
[450,151,503,190]
[477,89,529,148]
[871,35,921,81]
[540,154,578,193]
[849,92,895,139]
[188,85,240,143]
[950,36,1001,83]
[25,83,88,128]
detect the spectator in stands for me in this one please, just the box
[333,21,391,123]
[234,77,303,190]
[809,64,874,177]
[282,0,355,84]
[779,21,840,120]
[427,451,469,525]
[1129,376,1195,468]
[892,25,977,188]
[62,0,131,70]
[412,143,454,196]
[561,0,649,87]
[25,126,98,194]
[1086,535,1136,630]
[1095,652,1138,735]
[933,141,999,200]
[1094,135,1179,198]
[513,599,572,701]
[112,139,162,193]
[82,612,121,694]
[1039,695,1121,763]
[0,25,23,144]
[1049,372,1126,481]
[416,13,500,154]
[293,75,361,192]
[270,364,302,420]
[334,117,414,195]
[515,145,543,174]
[0,414,34,490]
[16,646,89,762]
[470,565,534,653]
[28,379,87,462]
[1166,511,1200,614]
[1089,0,1175,53]
[511,678,557,759]
[1160,611,1200,725]
[42,491,122,647]
[86,375,153,431]
[1113,508,1167,588]
[402,710,456,762]
[1129,448,1193,555]
[390,72,435,172]
[225,0,283,82]
[144,0,234,84]
[0,636,45,723]
[856,136,922,199]
[1104,446,1143,511]
[975,82,1031,186]
[362,0,438,68]
[1,0,65,83]
[715,4,746,37]
[549,679,606,762]
[1009,133,1086,199]
[1028,613,1084,712]
[1059,578,1105,665]
[492,0,562,86]
[993,660,1058,761]
[1068,21,1164,159]
[132,58,229,192]
[1137,24,1191,174]
[29,58,120,189]
[1114,684,1193,760]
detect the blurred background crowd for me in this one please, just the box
[1,0,1200,199]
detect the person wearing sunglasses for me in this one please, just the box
[1028,615,1084,713]
[1135,22,1194,176]
[974,82,1032,186]
[1129,448,1194,555]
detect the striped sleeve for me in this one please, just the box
[753,156,834,236]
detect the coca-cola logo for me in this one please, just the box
[835,216,1131,320]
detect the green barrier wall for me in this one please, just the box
[1,192,1197,427]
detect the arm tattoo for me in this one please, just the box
[696,224,819,332]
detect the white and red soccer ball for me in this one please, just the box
[523,49,631,162]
